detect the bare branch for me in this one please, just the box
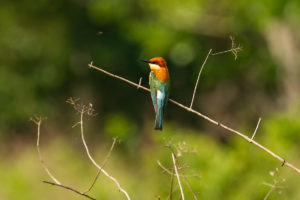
[84,138,118,193]
[78,110,131,200]
[89,62,150,93]
[172,152,185,200]
[43,181,96,200]
[250,117,262,143]
[190,49,212,109]
[89,63,300,175]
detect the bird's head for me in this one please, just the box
[141,57,167,71]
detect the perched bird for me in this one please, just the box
[142,57,170,130]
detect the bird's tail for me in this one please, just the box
[154,106,163,130]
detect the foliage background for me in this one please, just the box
[0,0,300,199]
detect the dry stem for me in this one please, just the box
[43,181,96,200]
[190,49,212,109]
[31,117,61,185]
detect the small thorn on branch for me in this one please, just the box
[281,160,286,167]
[88,61,94,68]
[250,117,261,143]
[137,77,142,89]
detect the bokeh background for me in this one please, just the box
[1,0,300,199]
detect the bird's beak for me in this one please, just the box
[141,59,151,63]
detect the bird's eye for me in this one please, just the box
[152,61,157,64]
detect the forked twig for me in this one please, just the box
[179,172,198,200]
[158,160,198,200]
[263,168,286,200]
[84,138,118,193]
[89,62,300,175]
[157,161,199,178]
[172,152,185,200]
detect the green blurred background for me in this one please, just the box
[1,0,300,199]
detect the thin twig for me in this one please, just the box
[172,153,185,200]
[43,181,96,200]
[264,186,275,200]
[79,111,131,200]
[89,63,300,175]
[31,117,61,184]
[211,47,241,57]
[84,138,118,193]
[190,49,212,109]
[250,117,261,143]
[262,182,285,189]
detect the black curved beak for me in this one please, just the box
[141,59,151,63]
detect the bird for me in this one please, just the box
[142,57,170,130]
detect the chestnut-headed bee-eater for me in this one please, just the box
[142,57,170,130]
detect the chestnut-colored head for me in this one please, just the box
[141,57,169,82]
[142,57,167,71]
